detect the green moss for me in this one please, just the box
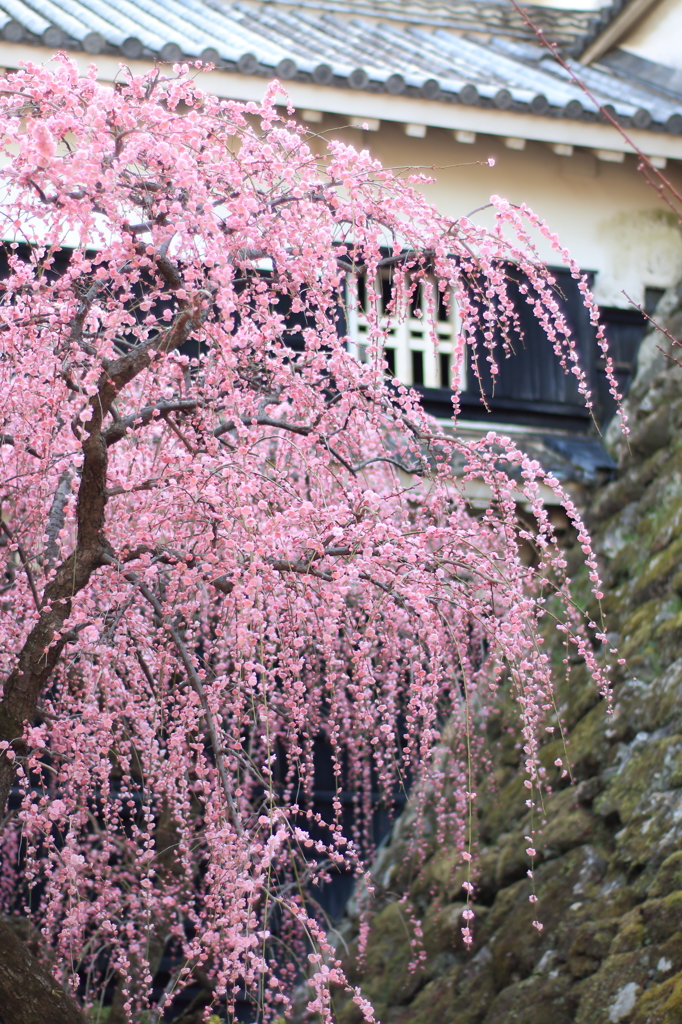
[537,737,564,769]
[649,659,682,729]
[654,606,682,665]
[621,598,670,638]
[343,334,682,1024]
[640,892,682,944]
[481,973,577,1024]
[404,958,493,1024]
[541,789,605,854]
[569,918,619,964]
[563,700,610,778]
[608,907,645,954]
[590,446,669,522]
[595,735,682,823]
[631,534,682,603]
[631,971,682,1023]
[650,496,682,553]
[479,772,528,842]
[342,900,422,1015]
[614,793,682,868]
[409,847,466,903]
[619,597,665,664]
[575,951,650,1024]
[650,852,682,898]
[555,662,600,731]
[421,901,464,956]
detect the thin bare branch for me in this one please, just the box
[622,290,682,366]
[100,553,244,836]
[0,434,42,459]
[0,521,41,612]
[508,0,682,221]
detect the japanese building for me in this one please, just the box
[0,0,681,480]
[1,0,681,970]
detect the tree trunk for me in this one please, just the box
[0,920,89,1024]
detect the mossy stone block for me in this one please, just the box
[575,951,651,1024]
[650,851,682,898]
[630,971,682,1024]
[481,972,577,1024]
[595,734,682,824]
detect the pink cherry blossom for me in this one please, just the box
[0,58,617,1020]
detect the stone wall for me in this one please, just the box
[332,283,682,1024]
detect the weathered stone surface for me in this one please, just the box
[332,289,682,1024]
[650,851,682,897]
[481,972,578,1024]
[630,970,682,1023]
[575,952,651,1024]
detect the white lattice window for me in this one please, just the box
[346,270,466,391]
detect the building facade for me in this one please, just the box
[0,0,680,450]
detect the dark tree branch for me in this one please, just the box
[103,399,198,446]
[0,520,41,612]
[100,553,244,836]
[326,447,429,477]
[0,252,208,815]
[0,433,42,458]
[44,468,73,572]
[213,414,313,439]
[267,557,333,582]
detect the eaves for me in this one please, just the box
[3,41,678,161]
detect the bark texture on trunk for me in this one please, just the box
[0,920,89,1024]
[0,253,203,1022]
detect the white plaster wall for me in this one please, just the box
[328,118,682,308]
[0,37,676,313]
[620,0,682,71]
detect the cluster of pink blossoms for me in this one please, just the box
[0,58,617,1021]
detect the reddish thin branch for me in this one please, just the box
[622,290,682,366]
[509,0,682,221]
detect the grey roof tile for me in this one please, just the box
[600,48,682,101]
[0,0,51,37]
[0,0,679,133]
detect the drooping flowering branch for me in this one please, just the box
[0,57,616,1022]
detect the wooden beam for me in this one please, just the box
[581,0,661,64]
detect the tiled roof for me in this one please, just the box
[0,0,680,135]
[254,0,614,52]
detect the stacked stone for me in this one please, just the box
[333,284,682,1024]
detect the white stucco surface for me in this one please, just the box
[621,0,682,70]
[329,118,682,308]
[0,39,677,310]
